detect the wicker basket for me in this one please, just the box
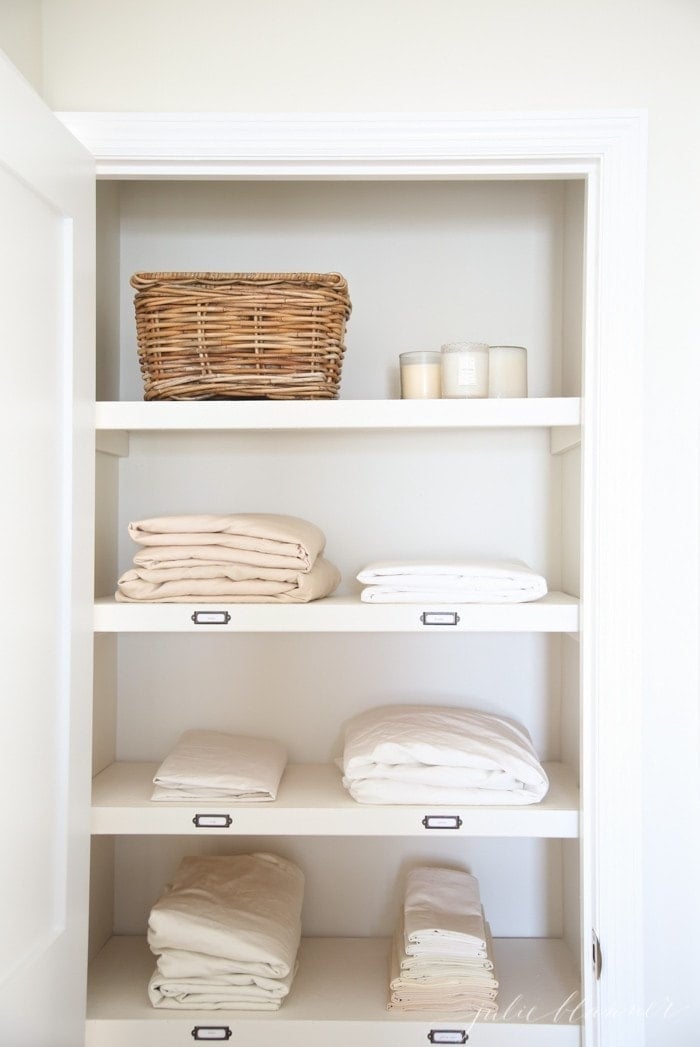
[131,271,352,400]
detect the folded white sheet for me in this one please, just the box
[404,866,487,957]
[357,558,547,603]
[339,704,549,805]
[399,953,494,980]
[148,853,304,978]
[151,730,288,802]
[392,914,497,986]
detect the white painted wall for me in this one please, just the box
[2,1,698,1041]
[0,0,41,92]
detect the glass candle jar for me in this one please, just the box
[399,351,442,399]
[488,345,528,398]
[440,342,489,398]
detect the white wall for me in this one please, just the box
[7,1,700,1041]
[0,0,42,91]
[38,0,649,113]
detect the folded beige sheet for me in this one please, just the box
[148,853,304,977]
[128,513,327,571]
[115,554,340,603]
[151,730,288,802]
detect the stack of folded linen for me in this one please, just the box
[356,558,547,603]
[338,704,549,805]
[151,729,288,802]
[388,865,498,1015]
[147,852,304,1010]
[115,512,341,603]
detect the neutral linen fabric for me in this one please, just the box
[148,963,298,1010]
[388,921,498,1015]
[116,512,341,603]
[339,704,549,805]
[128,513,327,571]
[403,867,486,956]
[357,558,547,603]
[151,730,288,802]
[116,553,340,603]
[399,952,494,979]
[147,852,304,1010]
[387,870,499,1015]
[392,917,496,985]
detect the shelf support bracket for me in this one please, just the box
[550,425,581,456]
[96,430,129,457]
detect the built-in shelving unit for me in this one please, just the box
[95,396,581,432]
[91,760,579,837]
[95,397,582,458]
[94,591,579,633]
[86,935,582,1046]
[82,133,598,1047]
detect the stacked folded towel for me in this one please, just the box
[338,704,549,805]
[147,853,304,1010]
[357,558,547,603]
[151,730,288,802]
[116,513,341,603]
[388,866,498,1015]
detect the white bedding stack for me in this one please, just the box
[388,866,498,1015]
[356,558,547,603]
[147,853,304,1010]
[338,704,549,806]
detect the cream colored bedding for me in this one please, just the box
[147,852,304,1010]
[151,730,288,802]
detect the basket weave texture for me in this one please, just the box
[131,271,352,400]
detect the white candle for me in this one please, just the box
[440,342,489,398]
[399,351,442,398]
[488,345,528,398]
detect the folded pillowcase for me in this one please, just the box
[151,730,288,802]
[357,558,547,603]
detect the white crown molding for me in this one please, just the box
[58,108,647,1045]
[56,109,645,179]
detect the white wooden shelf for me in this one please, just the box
[86,935,581,1046]
[91,761,579,838]
[95,397,580,435]
[94,592,579,633]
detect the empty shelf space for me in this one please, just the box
[91,761,579,838]
[93,593,580,633]
[86,935,581,1046]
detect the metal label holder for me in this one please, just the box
[192,813,233,829]
[191,610,232,625]
[422,814,463,830]
[191,1027,233,1041]
[420,611,460,627]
